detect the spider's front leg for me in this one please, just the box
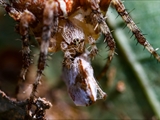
[89,3,116,79]
[30,2,59,99]
[112,0,160,61]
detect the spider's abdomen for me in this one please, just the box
[10,0,79,18]
[10,0,111,19]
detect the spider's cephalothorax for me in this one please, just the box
[0,0,160,113]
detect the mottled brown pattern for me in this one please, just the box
[0,0,160,118]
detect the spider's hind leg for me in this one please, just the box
[112,0,160,61]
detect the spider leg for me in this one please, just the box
[0,1,35,80]
[112,0,160,61]
[0,0,6,7]
[0,0,21,21]
[89,3,116,80]
[19,10,36,80]
[30,2,59,100]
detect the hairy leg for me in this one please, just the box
[31,2,58,98]
[0,0,33,80]
[88,2,116,80]
[112,0,160,61]
[19,10,36,80]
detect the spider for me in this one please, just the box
[0,0,160,108]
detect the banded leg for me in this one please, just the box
[30,2,59,100]
[112,0,160,61]
[19,10,36,80]
[89,4,116,80]
[0,1,35,79]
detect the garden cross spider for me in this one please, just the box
[0,0,160,115]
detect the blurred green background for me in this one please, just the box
[0,0,160,119]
